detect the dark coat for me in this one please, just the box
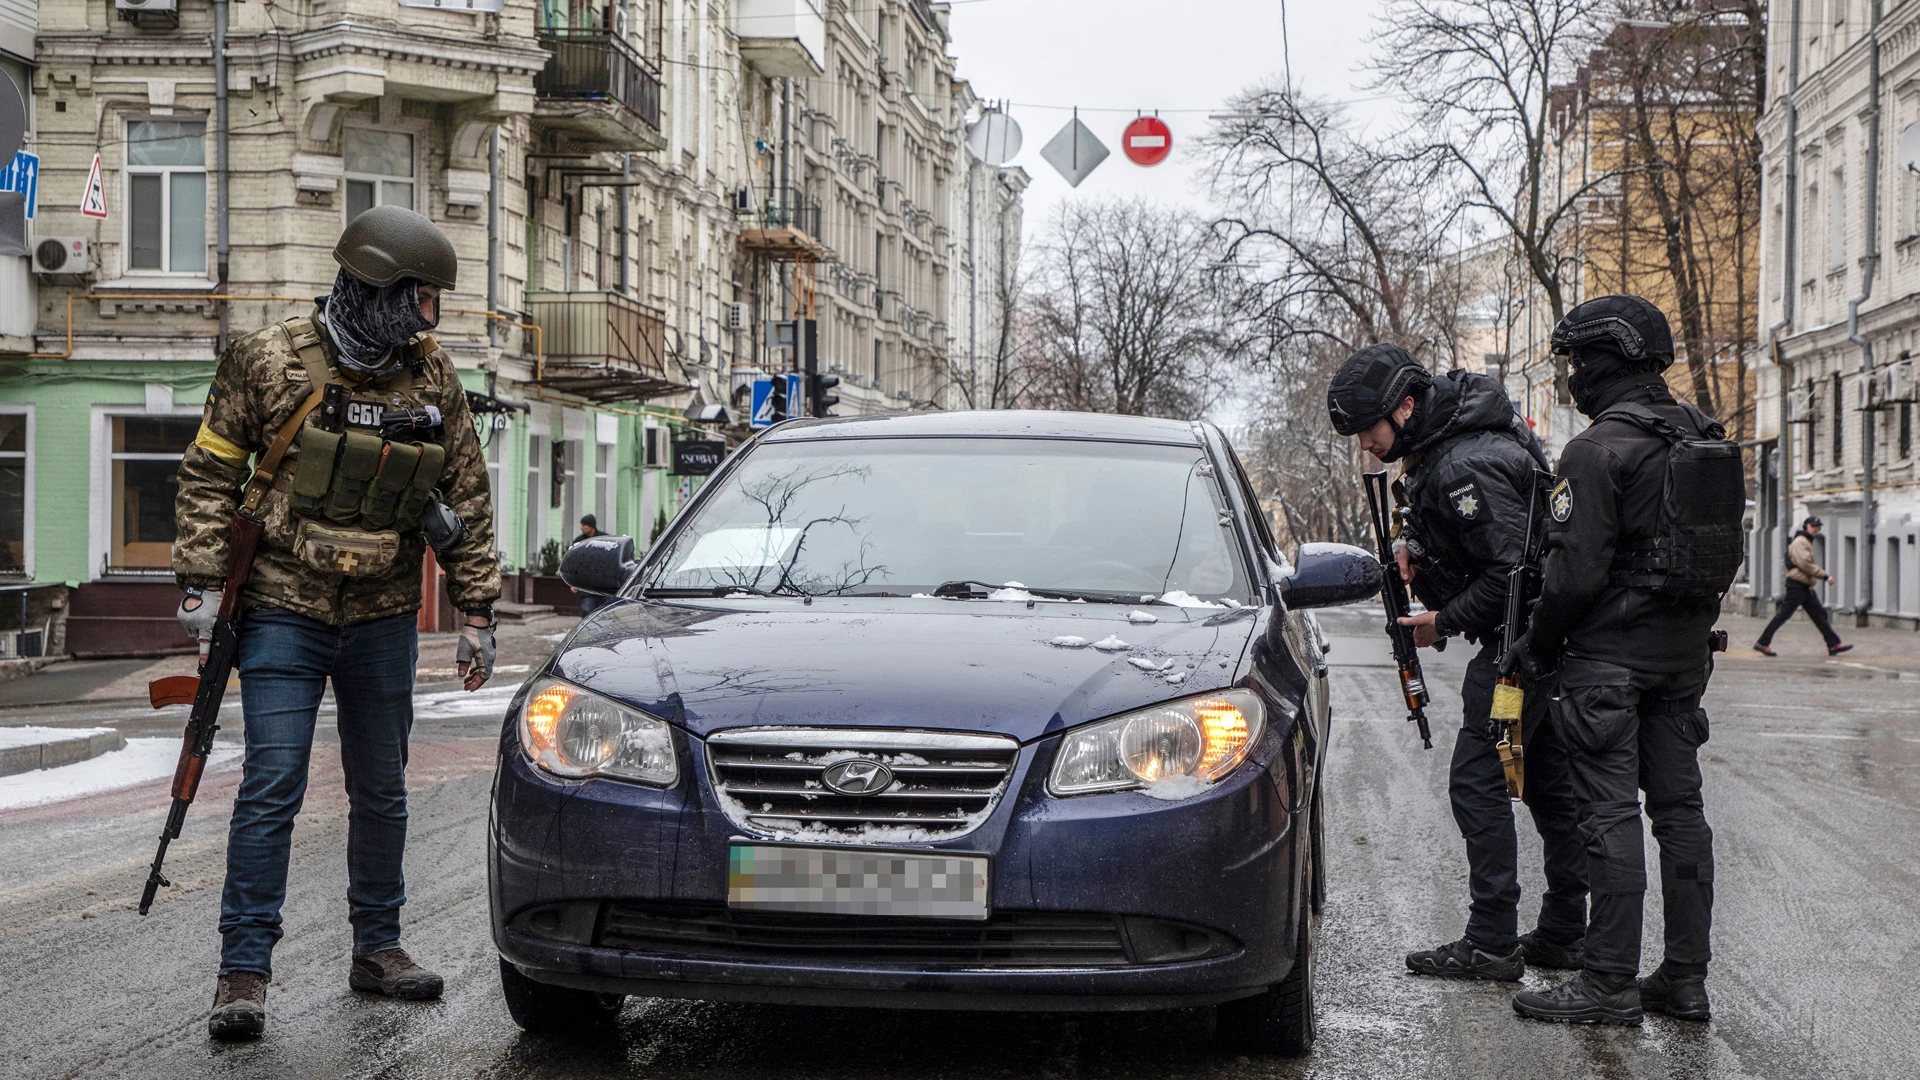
[1399,370,1551,643]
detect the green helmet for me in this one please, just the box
[333,206,457,290]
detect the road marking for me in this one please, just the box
[1757,732,1866,741]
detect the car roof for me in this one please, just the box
[760,410,1207,446]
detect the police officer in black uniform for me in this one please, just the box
[1328,345,1588,981]
[1508,295,1741,1025]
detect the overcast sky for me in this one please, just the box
[945,0,1397,239]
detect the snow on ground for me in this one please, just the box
[411,683,523,721]
[0,726,114,749]
[0,738,243,812]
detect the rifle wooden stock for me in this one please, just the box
[140,508,264,916]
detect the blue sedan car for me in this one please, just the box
[488,411,1379,1055]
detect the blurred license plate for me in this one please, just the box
[727,844,990,920]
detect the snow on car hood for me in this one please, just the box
[547,597,1261,741]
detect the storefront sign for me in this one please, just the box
[673,439,727,476]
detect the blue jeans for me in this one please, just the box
[219,607,418,977]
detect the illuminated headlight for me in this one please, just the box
[518,677,677,786]
[1048,689,1265,798]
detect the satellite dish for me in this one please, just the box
[0,76,24,165]
[966,111,1022,165]
[1901,122,1920,174]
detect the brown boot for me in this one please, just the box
[349,947,444,1000]
[209,972,268,1041]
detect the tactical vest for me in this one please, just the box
[1601,401,1746,599]
[276,317,446,577]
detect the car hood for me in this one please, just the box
[548,598,1262,742]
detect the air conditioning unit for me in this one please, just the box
[1787,386,1816,423]
[726,302,749,330]
[115,0,178,18]
[1889,360,1915,402]
[32,237,92,276]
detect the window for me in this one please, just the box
[110,416,197,570]
[1806,377,1819,470]
[1833,371,1845,465]
[343,127,414,223]
[0,411,27,577]
[1900,399,1912,459]
[127,120,207,273]
[526,433,547,567]
[1829,166,1846,270]
[596,442,613,531]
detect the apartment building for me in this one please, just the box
[0,0,1023,654]
[1755,0,1920,628]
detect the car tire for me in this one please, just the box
[498,958,625,1034]
[1217,810,1319,1056]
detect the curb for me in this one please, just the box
[0,729,130,778]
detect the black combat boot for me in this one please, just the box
[1512,971,1643,1026]
[209,971,268,1041]
[1518,929,1585,971]
[1404,936,1525,981]
[1638,966,1710,1021]
[349,947,445,1000]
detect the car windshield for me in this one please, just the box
[645,437,1251,603]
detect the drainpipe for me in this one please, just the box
[213,0,230,353]
[1767,0,1803,615]
[487,125,500,346]
[1848,0,1883,626]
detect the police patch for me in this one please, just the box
[1449,482,1482,520]
[1549,477,1574,523]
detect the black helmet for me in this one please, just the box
[334,205,457,290]
[1327,344,1432,437]
[1549,294,1674,372]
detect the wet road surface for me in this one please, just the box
[0,605,1915,1079]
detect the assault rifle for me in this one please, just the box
[139,382,342,915]
[1363,471,1433,749]
[1490,469,1552,800]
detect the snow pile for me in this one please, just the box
[0,738,242,812]
[1047,635,1091,648]
[986,581,1032,601]
[1128,657,1172,672]
[1157,590,1225,609]
[0,726,113,749]
[413,683,523,721]
[1091,635,1131,652]
[1138,775,1211,802]
[1165,671,1189,685]
[1127,610,1160,624]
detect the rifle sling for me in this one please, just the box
[239,327,339,516]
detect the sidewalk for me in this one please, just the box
[1714,609,1920,677]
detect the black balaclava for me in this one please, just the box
[322,267,437,375]
[1380,382,1431,463]
[1567,343,1638,418]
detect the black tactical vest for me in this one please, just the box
[1600,401,1746,599]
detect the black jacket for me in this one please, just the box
[1399,370,1551,644]
[1529,373,1722,673]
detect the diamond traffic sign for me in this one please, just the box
[80,153,107,219]
[1039,116,1108,188]
[1122,116,1172,167]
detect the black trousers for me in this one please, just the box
[1550,657,1715,979]
[1452,640,1589,949]
[1757,581,1841,648]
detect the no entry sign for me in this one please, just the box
[1122,116,1172,167]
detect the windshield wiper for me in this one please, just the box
[930,581,1134,603]
[640,585,797,598]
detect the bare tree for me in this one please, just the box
[942,258,1035,410]
[1374,0,1611,398]
[1017,199,1244,419]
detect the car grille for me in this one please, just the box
[706,728,1020,842]
[596,903,1150,968]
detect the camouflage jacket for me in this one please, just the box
[172,311,501,626]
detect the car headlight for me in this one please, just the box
[1048,689,1265,798]
[518,677,677,786]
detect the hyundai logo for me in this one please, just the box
[821,759,893,796]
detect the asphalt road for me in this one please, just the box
[0,606,1916,1079]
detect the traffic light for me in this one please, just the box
[809,372,840,417]
[767,376,789,422]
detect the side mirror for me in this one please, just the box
[560,534,638,596]
[1277,542,1383,610]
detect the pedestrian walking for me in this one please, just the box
[570,515,612,615]
[1754,517,1852,656]
[1327,345,1588,983]
[1506,295,1746,1026]
[172,206,500,1041]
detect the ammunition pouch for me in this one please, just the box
[292,519,399,578]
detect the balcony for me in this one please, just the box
[532,29,666,153]
[526,291,685,403]
[734,0,826,78]
[738,186,837,263]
